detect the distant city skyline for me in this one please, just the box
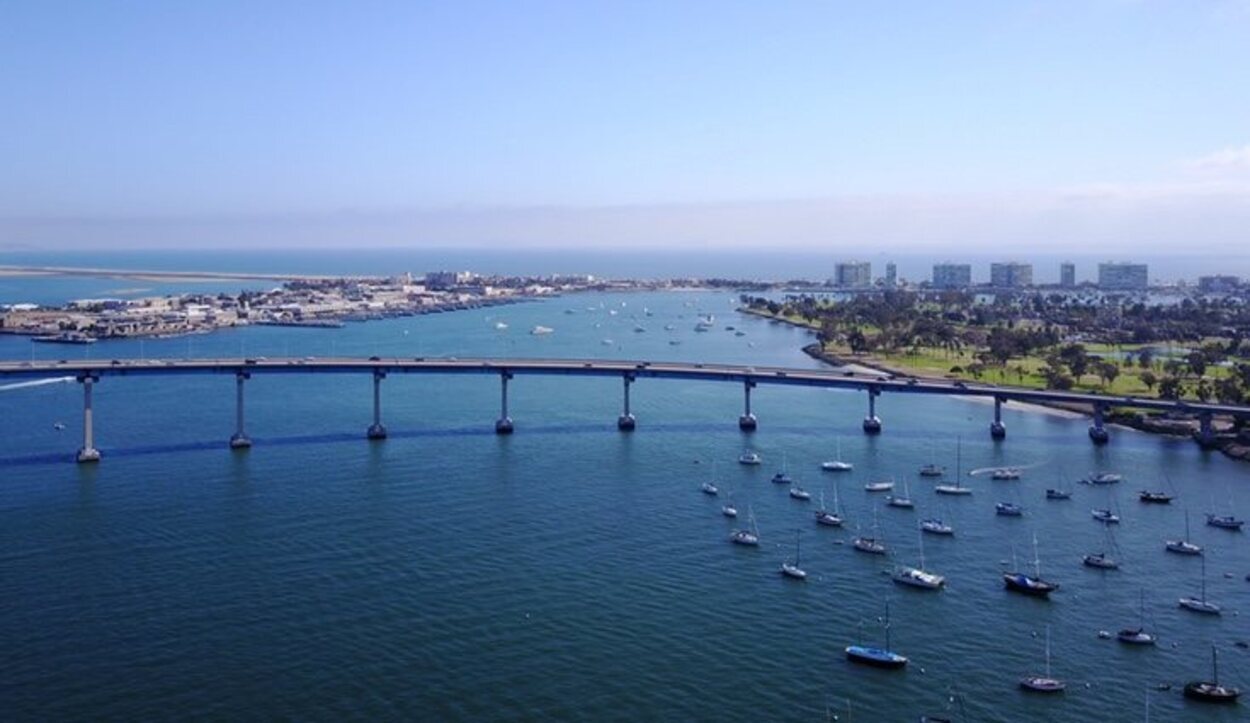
[1,1,1248,253]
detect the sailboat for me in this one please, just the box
[1184,646,1241,703]
[1116,589,1156,645]
[919,441,945,477]
[1091,508,1120,524]
[1206,489,1244,530]
[853,507,888,555]
[771,453,793,485]
[738,451,762,466]
[995,501,1024,517]
[1178,554,1220,615]
[1165,510,1203,555]
[721,491,739,518]
[1003,534,1059,597]
[780,529,807,580]
[730,506,760,547]
[892,529,945,589]
[815,486,844,527]
[935,440,972,496]
[920,517,954,536]
[846,600,908,669]
[1084,522,1121,570]
[821,438,853,472]
[886,480,915,509]
[1019,626,1066,693]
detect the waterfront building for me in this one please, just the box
[884,262,897,288]
[833,261,872,288]
[424,270,475,290]
[1098,262,1148,290]
[990,262,1033,288]
[1060,262,1076,288]
[1199,275,1240,293]
[932,263,972,289]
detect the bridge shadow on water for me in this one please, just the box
[0,421,1089,469]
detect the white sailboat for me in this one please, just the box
[935,439,972,495]
[1178,554,1220,615]
[853,507,888,555]
[821,437,853,472]
[815,485,844,527]
[730,506,760,546]
[892,529,945,589]
[780,529,807,580]
[1117,589,1156,645]
[886,480,915,509]
[1165,510,1203,555]
[1019,626,1066,693]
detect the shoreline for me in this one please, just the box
[739,306,1250,463]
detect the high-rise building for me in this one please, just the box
[990,262,1033,288]
[833,261,872,288]
[884,262,897,288]
[1060,262,1076,288]
[1198,275,1240,293]
[1097,262,1148,290]
[932,263,972,289]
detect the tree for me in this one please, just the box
[846,328,869,353]
[1187,350,1207,378]
[1195,379,1212,402]
[1137,347,1154,368]
[1158,375,1185,400]
[1096,360,1120,388]
[1140,370,1158,392]
[1058,343,1089,379]
[1215,378,1244,404]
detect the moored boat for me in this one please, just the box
[1184,647,1241,703]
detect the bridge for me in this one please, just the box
[2,356,1247,463]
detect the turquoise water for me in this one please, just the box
[2,287,1249,721]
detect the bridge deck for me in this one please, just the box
[2,357,1247,417]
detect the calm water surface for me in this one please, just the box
[2,287,1248,721]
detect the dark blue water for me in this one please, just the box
[2,284,1248,721]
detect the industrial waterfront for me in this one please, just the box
[2,282,1247,721]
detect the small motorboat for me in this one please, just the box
[996,502,1024,517]
[738,452,762,466]
[1139,491,1174,504]
[771,471,793,485]
[1091,508,1120,524]
[789,486,811,501]
[920,518,954,535]
[918,463,945,478]
[700,482,719,496]
[864,480,894,492]
[821,460,853,472]
[991,468,1022,481]
[1084,472,1122,485]
[1045,488,1071,500]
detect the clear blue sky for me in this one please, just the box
[2,0,1248,251]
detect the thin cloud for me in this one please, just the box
[1186,144,1250,171]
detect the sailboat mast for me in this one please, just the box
[1044,625,1051,678]
[1213,646,1219,685]
[1032,534,1042,579]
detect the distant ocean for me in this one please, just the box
[2,248,1247,291]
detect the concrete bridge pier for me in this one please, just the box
[990,397,1007,440]
[862,386,882,435]
[618,373,636,431]
[738,380,757,431]
[366,370,387,440]
[229,371,253,448]
[496,371,514,434]
[76,375,101,463]
[1195,412,1216,449]
[1088,403,1110,445]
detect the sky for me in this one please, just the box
[1,0,1249,254]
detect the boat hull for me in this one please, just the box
[845,646,907,669]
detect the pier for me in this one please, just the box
[2,356,1248,463]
